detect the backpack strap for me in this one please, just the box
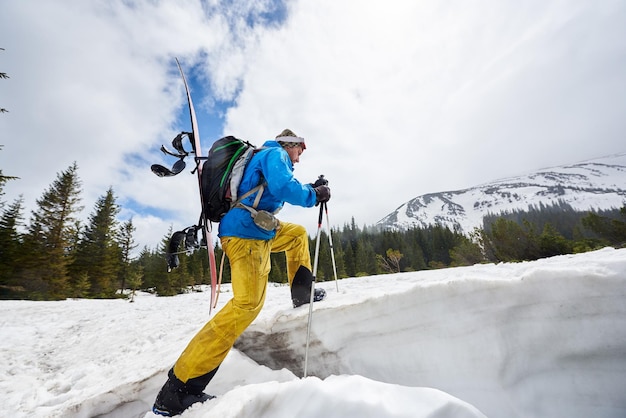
[234,182,264,207]
[234,182,267,217]
[234,179,280,217]
[252,184,264,208]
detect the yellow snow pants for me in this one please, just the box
[173,221,311,382]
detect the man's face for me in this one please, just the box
[285,145,304,165]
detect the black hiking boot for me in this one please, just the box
[292,287,326,307]
[291,266,327,307]
[152,370,215,416]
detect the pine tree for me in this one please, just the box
[430,226,456,266]
[127,264,144,302]
[117,218,138,294]
[342,240,356,277]
[72,271,90,298]
[317,230,332,281]
[404,228,427,271]
[354,236,377,276]
[170,246,192,293]
[449,234,485,267]
[484,218,541,262]
[1,146,19,210]
[0,197,24,296]
[538,223,572,257]
[136,246,160,290]
[24,163,83,299]
[72,187,120,298]
[329,230,347,278]
[582,207,626,246]
[151,227,180,296]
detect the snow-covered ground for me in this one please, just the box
[1,248,625,418]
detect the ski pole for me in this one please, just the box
[324,203,339,292]
[304,201,324,378]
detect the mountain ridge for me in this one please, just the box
[377,152,626,233]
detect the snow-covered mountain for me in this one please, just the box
[377,153,626,233]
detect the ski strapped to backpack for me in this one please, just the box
[152,133,271,305]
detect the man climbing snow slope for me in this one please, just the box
[152,128,331,416]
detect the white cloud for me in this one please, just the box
[221,0,626,230]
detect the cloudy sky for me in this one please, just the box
[1,0,625,252]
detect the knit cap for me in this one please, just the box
[276,129,306,149]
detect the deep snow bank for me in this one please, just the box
[2,248,625,418]
[235,248,626,418]
[191,374,485,418]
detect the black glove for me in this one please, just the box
[311,175,328,188]
[314,185,331,204]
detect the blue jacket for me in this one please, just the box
[218,140,317,240]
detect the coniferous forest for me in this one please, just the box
[1,162,625,300]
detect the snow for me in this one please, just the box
[2,248,626,418]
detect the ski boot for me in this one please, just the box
[153,370,215,416]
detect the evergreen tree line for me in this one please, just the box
[0,163,137,299]
[1,162,625,300]
[308,201,626,280]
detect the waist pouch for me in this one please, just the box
[252,210,280,231]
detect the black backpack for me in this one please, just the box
[201,136,263,223]
[154,134,265,271]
